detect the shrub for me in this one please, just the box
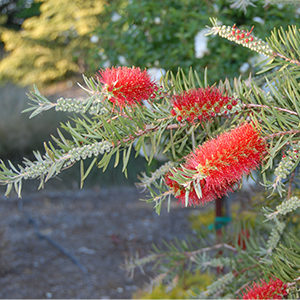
[0,6,299,299]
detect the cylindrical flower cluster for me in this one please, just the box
[23,141,112,180]
[56,97,108,115]
[242,277,288,299]
[165,122,267,205]
[97,66,157,109]
[274,142,300,180]
[211,24,273,56]
[171,87,241,123]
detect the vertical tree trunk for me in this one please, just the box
[215,196,223,240]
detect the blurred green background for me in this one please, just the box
[0,0,298,188]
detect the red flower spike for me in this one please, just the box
[250,36,254,42]
[232,100,238,106]
[227,104,232,110]
[241,33,245,39]
[166,122,267,206]
[177,116,182,122]
[97,66,156,108]
[171,87,233,123]
[232,30,236,35]
[242,277,288,299]
[171,109,176,116]
[236,29,240,34]
[190,113,195,121]
[245,38,249,43]
[236,35,240,40]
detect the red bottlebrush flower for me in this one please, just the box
[166,122,267,206]
[97,66,156,108]
[242,277,288,299]
[171,87,237,123]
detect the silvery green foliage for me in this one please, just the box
[266,196,300,219]
[228,0,257,13]
[192,254,235,271]
[137,161,175,190]
[1,140,112,197]
[199,272,235,298]
[273,142,300,195]
[266,219,286,253]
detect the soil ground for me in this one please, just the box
[0,186,195,299]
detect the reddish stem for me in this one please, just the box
[265,129,300,140]
[244,103,298,116]
[273,52,300,67]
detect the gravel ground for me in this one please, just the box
[0,186,195,299]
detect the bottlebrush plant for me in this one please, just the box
[0,19,299,298]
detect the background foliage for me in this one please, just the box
[0,0,299,86]
[92,0,299,83]
[0,0,105,85]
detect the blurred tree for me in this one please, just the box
[0,0,40,30]
[92,0,298,83]
[0,0,105,86]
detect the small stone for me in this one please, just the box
[78,246,96,255]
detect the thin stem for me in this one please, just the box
[265,129,300,140]
[244,103,298,116]
[185,243,238,258]
[274,52,300,67]
[117,122,184,146]
[287,171,295,199]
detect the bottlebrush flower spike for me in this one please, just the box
[207,18,273,56]
[97,66,157,108]
[166,122,267,206]
[171,86,241,123]
[242,277,288,299]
